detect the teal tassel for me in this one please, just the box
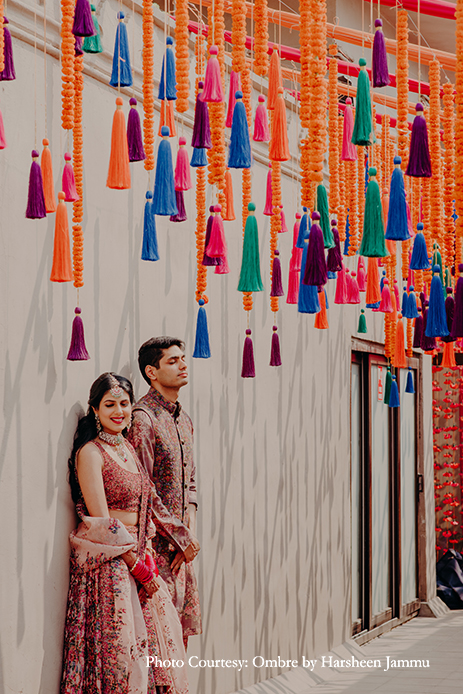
[192,299,211,358]
[152,127,177,216]
[351,58,373,146]
[316,184,334,248]
[405,368,415,394]
[359,168,388,257]
[357,309,367,333]
[388,375,400,408]
[141,192,159,261]
[109,12,132,88]
[237,203,264,292]
[384,367,392,405]
[158,37,177,101]
[82,5,103,53]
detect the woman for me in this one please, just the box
[61,372,196,694]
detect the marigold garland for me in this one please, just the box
[175,0,190,113]
[328,48,340,217]
[195,166,208,303]
[300,138,311,208]
[356,147,365,251]
[270,162,282,314]
[429,60,443,257]
[142,0,155,170]
[338,115,347,243]
[299,0,311,129]
[72,55,84,289]
[207,0,226,200]
[455,0,463,255]
[61,0,75,130]
[253,0,269,77]
[195,32,206,81]
[231,0,246,73]
[396,10,409,171]
[347,160,358,256]
[443,82,455,272]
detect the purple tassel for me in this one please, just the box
[202,206,221,266]
[452,264,463,338]
[405,103,432,178]
[0,17,16,81]
[127,98,146,162]
[241,329,255,378]
[372,19,390,88]
[226,71,241,127]
[442,288,455,343]
[302,211,327,287]
[75,36,84,56]
[67,308,90,360]
[26,150,46,219]
[413,309,423,348]
[170,190,187,222]
[270,326,282,366]
[327,220,343,272]
[421,303,436,350]
[191,81,212,149]
[72,0,96,37]
[271,250,284,297]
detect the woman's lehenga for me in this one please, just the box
[60,441,189,694]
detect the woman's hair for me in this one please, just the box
[68,373,135,503]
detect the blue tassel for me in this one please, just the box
[401,286,409,316]
[388,375,400,408]
[141,192,159,261]
[324,288,329,310]
[385,157,411,241]
[109,12,132,88]
[296,208,310,249]
[380,270,386,293]
[298,243,321,314]
[425,265,449,338]
[190,147,208,167]
[343,214,351,255]
[409,224,431,270]
[405,286,419,319]
[327,270,337,280]
[152,127,178,216]
[158,37,177,101]
[192,299,211,358]
[405,368,415,394]
[366,301,381,309]
[228,92,252,169]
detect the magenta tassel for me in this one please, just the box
[253,95,271,142]
[372,19,390,88]
[72,0,96,37]
[347,272,361,304]
[214,252,229,274]
[62,153,79,202]
[202,206,221,266]
[0,17,16,81]
[67,307,90,360]
[174,137,192,191]
[334,265,348,304]
[192,82,212,149]
[270,326,282,366]
[327,220,343,273]
[170,190,187,222]
[271,250,284,297]
[302,211,327,287]
[127,98,146,162]
[26,150,46,219]
[379,279,393,312]
[264,166,273,215]
[452,264,463,338]
[206,205,227,257]
[241,329,255,378]
[226,70,241,127]
[341,98,358,161]
[357,256,367,291]
[0,108,7,148]
[279,207,288,233]
[286,267,300,304]
[202,46,224,102]
[405,103,432,178]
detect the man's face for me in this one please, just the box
[150,345,188,390]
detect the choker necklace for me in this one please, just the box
[99,431,129,464]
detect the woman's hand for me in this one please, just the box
[138,575,160,601]
[121,549,139,569]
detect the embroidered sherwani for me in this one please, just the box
[128,387,201,638]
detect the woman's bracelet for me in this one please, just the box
[129,557,139,574]
[130,558,154,585]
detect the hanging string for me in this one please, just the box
[132,0,135,97]
[34,5,37,148]
[43,0,47,137]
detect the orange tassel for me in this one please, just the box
[223,169,235,221]
[314,291,329,329]
[267,47,282,111]
[366,257,381,304]
[442,341,457,368]
[158,99,177,137]
[107,97,131,190]
[50,192,73,282]
[41,138,56,213]
[269,87,290,162]
[393,314,407,368]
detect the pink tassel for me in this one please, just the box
[241,329,255,378]
[291,214,303,271]
[174,137,192,191]
[253,95,270,142]
[206,205,227,257]
[0,107,6,148]
[270,326,282,366]
[226,70,241,127]
[334,265,349,304]
[264,165,273,215]
[357,256,367,291]
[279,206,288,233]
[341,98,358,161]
[393,279,400,309]
[215,253,230,274]
[62,153,79,202]
[379,278,393,312]
[286,267,300,304]
[202,46,224,103]
[348,272,361,304]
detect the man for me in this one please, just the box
[128,336,201,648]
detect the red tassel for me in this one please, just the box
[263,165,273,215]
[202,46,224,102]
[253,95,270,142]
[107,97,131,189]
[226,70,241,127]
[158,99,177,136]
[206,205,227,257]
[67,307,90,360]
[0,107,6,148]
[286,267,300,304]
[347,272,361,304]
[215,253,230,274]
[174,137,192,191]
[379,278,393,313]
[41,138,56,213]
[50,192,73,282]
[291,214,303,271]
[268,88,290,162]
[357,256,366,291]
[314,291,329,329]
[334,265,349,304]
[241,329,255,378]
[442,341,457,368]
[267,47,282,110]
[341,98,358,161]
[366,257,381,304]
[223,169,235,221]
[270,326,282,366]
[393,314,407,368]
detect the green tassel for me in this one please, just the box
[358,309,367,333]
[384,366,392,405]
[432,243,444,285]
[445,266,452,289]
[238,203,264,293]
[351,58,373,146]
[82,5,103,54]
[359,168,388,258]
[317,184,334,249]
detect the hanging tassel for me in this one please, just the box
[202,207,220,266]
[279,207,288,234]
[405,368,415,392]
[127,98,146,162]
[214,252,229,275]
[432,243,443,280]
[67,307,90,360]
[406,287,419,319]
[286,263,300,304]
[224,169,235,221]
[413,309,424,348]
[451,264,463,338]
[267,47,282,110]
[366,257,381,305]
[442,341,456,368]
[191,82,212,149]
[393,279,400,310]
[25,150,46,219]
[384,367,392,405]
[421,303,437,351]
[158,99,176,137]
[357,256,367,291]
[72,0,96,37]
[388,375,400,408]
[238,203,264,292]
[40,139,56,213]
[50,192,73,281]
[314,291,329,329]
[401,286,409,316]
[296,208,310,249]
[158,37,177,101]
[426,265,449,337]
[327,221,343,273]
[341,98,357,161]
[241,329,256,377]
[372,19,390,88]
[348,272,361,304]
[152,126,177,215]
[358,309,367,333]
[0,17,16,81]
[359,168,387,257]
[141,191,159,261]
[253,94,270,142]
[228,91,252,168]
[442,288,455,340]
[385,156,411,241]
[202,46,224,103]
[268,87,290,162]
[62,152,79,202]
[0,107,6,148]
[190,147,208,167]
[317,184,334,248]
[107,98,131,190]
[263,165,273,215]
[405,103,432,178]
[334,265,349,304]
[298,247,321,313]
[292,214,302,258]
[270,325,282,366]
[192,299,211,358]
[226,70,241,128]
[409,223,431,269]
[302,211,327,287]
[270,249,284,297]
[83,5,103,54]
[379,279,393,313]
[394,315,407,368]
[206,205,227,257]
[109,12,133,88]
[174,137,192,191]
[170,190,187,222]
[351,58,373,146]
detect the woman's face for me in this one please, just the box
[93,388,132,435]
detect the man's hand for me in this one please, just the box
[170,538,200,574]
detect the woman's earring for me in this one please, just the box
[127,415,133,432]
[95,413,102,433]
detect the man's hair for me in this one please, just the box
[138,336,185,384]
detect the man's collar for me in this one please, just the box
[148,387,182,417]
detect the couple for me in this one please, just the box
[61,337,200,694]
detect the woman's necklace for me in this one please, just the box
[99,431,129,464]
